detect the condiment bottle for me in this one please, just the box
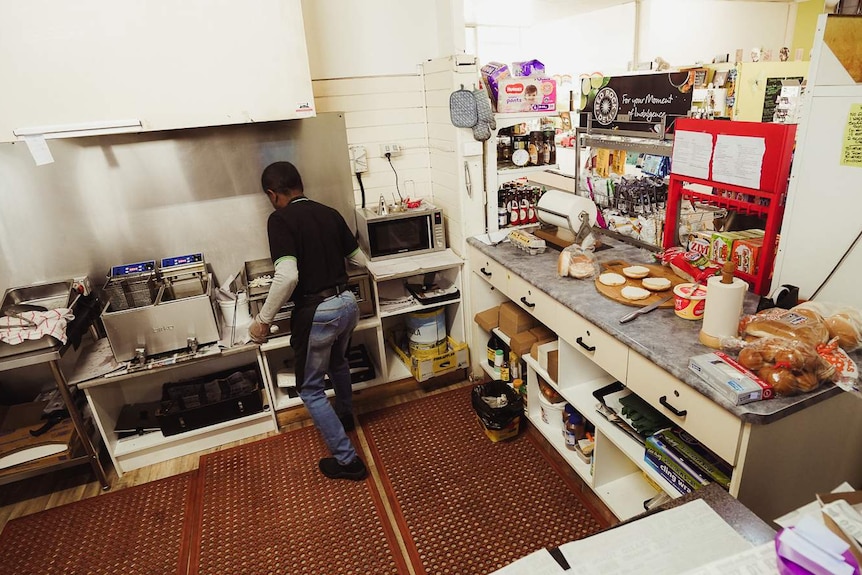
[494,348,504,378]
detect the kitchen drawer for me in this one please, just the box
[505,273,561,331]
[555,313,628,384]
[468,247,508,293]
[627,352,742,465]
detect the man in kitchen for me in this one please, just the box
[249,161,369,481]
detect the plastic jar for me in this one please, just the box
[673,282,708,320]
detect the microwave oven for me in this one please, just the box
[355,205,446,261]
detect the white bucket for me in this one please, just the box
[219,293,251,327]
[406,307,447,359]
[538,393,566,427]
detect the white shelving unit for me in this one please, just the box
[485,112,561,233]
[261,315,386,412]
[79,344,277,476]
[367,249,467,382]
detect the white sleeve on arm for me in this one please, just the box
[258,258,298,324]
[347,247,367,268]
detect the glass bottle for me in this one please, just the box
[487,332,501,367]
[528,132,540,166]
[544,130,556,165]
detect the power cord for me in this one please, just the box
[356,171,366,209]
[385,152,403,203]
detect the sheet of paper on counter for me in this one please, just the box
[488,548,566,575]
[558,499,752,575]
[678,542,780,575]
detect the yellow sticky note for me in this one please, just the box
[841,103,862,168]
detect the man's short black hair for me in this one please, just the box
[261,161,304,195]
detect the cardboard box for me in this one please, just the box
[480,61,510,110]
[529,324,555,344]
[388,335,469,382]
[496,76,556,113]
[732,236,763,275]
[547,349,559,381]
[474,306,500,332]
[509,330,538,357]
[689,351,774,405]
[499,302,537,338]
[817,490,862,566]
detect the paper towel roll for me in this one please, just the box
[700,275,748,347]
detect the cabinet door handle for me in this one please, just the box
[576,337,595,352]
[520,296,535,309]
[659,395,687,417]
[480,267,492,277]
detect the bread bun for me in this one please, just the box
[557,251,571,277]
[758,365,799,396]
[599,272,626,286]
[642,277,671,291]
[825,314,862,351]
[743,317,829,347]
[622,265,650,279]
[737,347,765,371]
[621,286,651,301]
[569,260,596,279]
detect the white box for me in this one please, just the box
[689,351,774,405]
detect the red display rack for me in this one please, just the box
[662,118,797,296]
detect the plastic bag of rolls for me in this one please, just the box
[736,336,835,396]
[557,244,600,279]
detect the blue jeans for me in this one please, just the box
[298,291,359,464]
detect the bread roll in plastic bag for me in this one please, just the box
[557,244,599,279]
[792,302,862,352]
[736,337,835,396]
[738,307,829,348]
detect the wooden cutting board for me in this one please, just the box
[594,260,685,308]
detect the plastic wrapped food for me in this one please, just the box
[793,302,862,352]
[557,244,600,279]
[736,337,835,396]
[738,307,830,348]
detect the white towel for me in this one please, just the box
[0,308,75,345]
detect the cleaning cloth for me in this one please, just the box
[0,308,74,345]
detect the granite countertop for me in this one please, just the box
[467,235,856,424]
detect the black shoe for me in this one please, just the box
[339,412,355,432]
[319,457,368,481]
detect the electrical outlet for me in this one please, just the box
[379,143,402,157]
[348,145,368,174]
[72,275,92,295]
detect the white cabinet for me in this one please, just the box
[0,0,315,143]
[484,112,560,233]
[79,345,277,476]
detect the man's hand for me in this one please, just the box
[249,315,270,344]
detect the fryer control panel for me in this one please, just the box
[111,260,156,277]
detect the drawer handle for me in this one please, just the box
[576,337,595,352]
[480,267,493,277]
[520,296,535,309]
[659,395,687,418]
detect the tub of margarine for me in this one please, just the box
[673,283,708,320]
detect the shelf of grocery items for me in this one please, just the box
[496,164,560,184]
[494,111,559,130]
[523,352,678,519]
[662,118,797,296]
[579,133,674,156]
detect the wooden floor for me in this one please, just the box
[0,372,616,533]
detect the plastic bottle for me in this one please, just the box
[512,378,526,411]
[487,332,502,367]
[509,351,520,381]
[494,348,504,378]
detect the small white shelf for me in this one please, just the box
[526,411,594,485]
[594,472,662,520]
[112,409,273,457]
[378,296,461,319]
[496,164,560,180]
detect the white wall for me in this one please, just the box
[301,0,444,79]
[471,0,796,78]
[637,0,794,68]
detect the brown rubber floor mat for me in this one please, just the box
[188,426,408,575]
[361,386,608,575]
[0,471,197,575]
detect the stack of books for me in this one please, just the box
[643,427,733,495]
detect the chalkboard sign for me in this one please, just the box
[761,77,803,122]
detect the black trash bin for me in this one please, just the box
[471,380,523,442]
